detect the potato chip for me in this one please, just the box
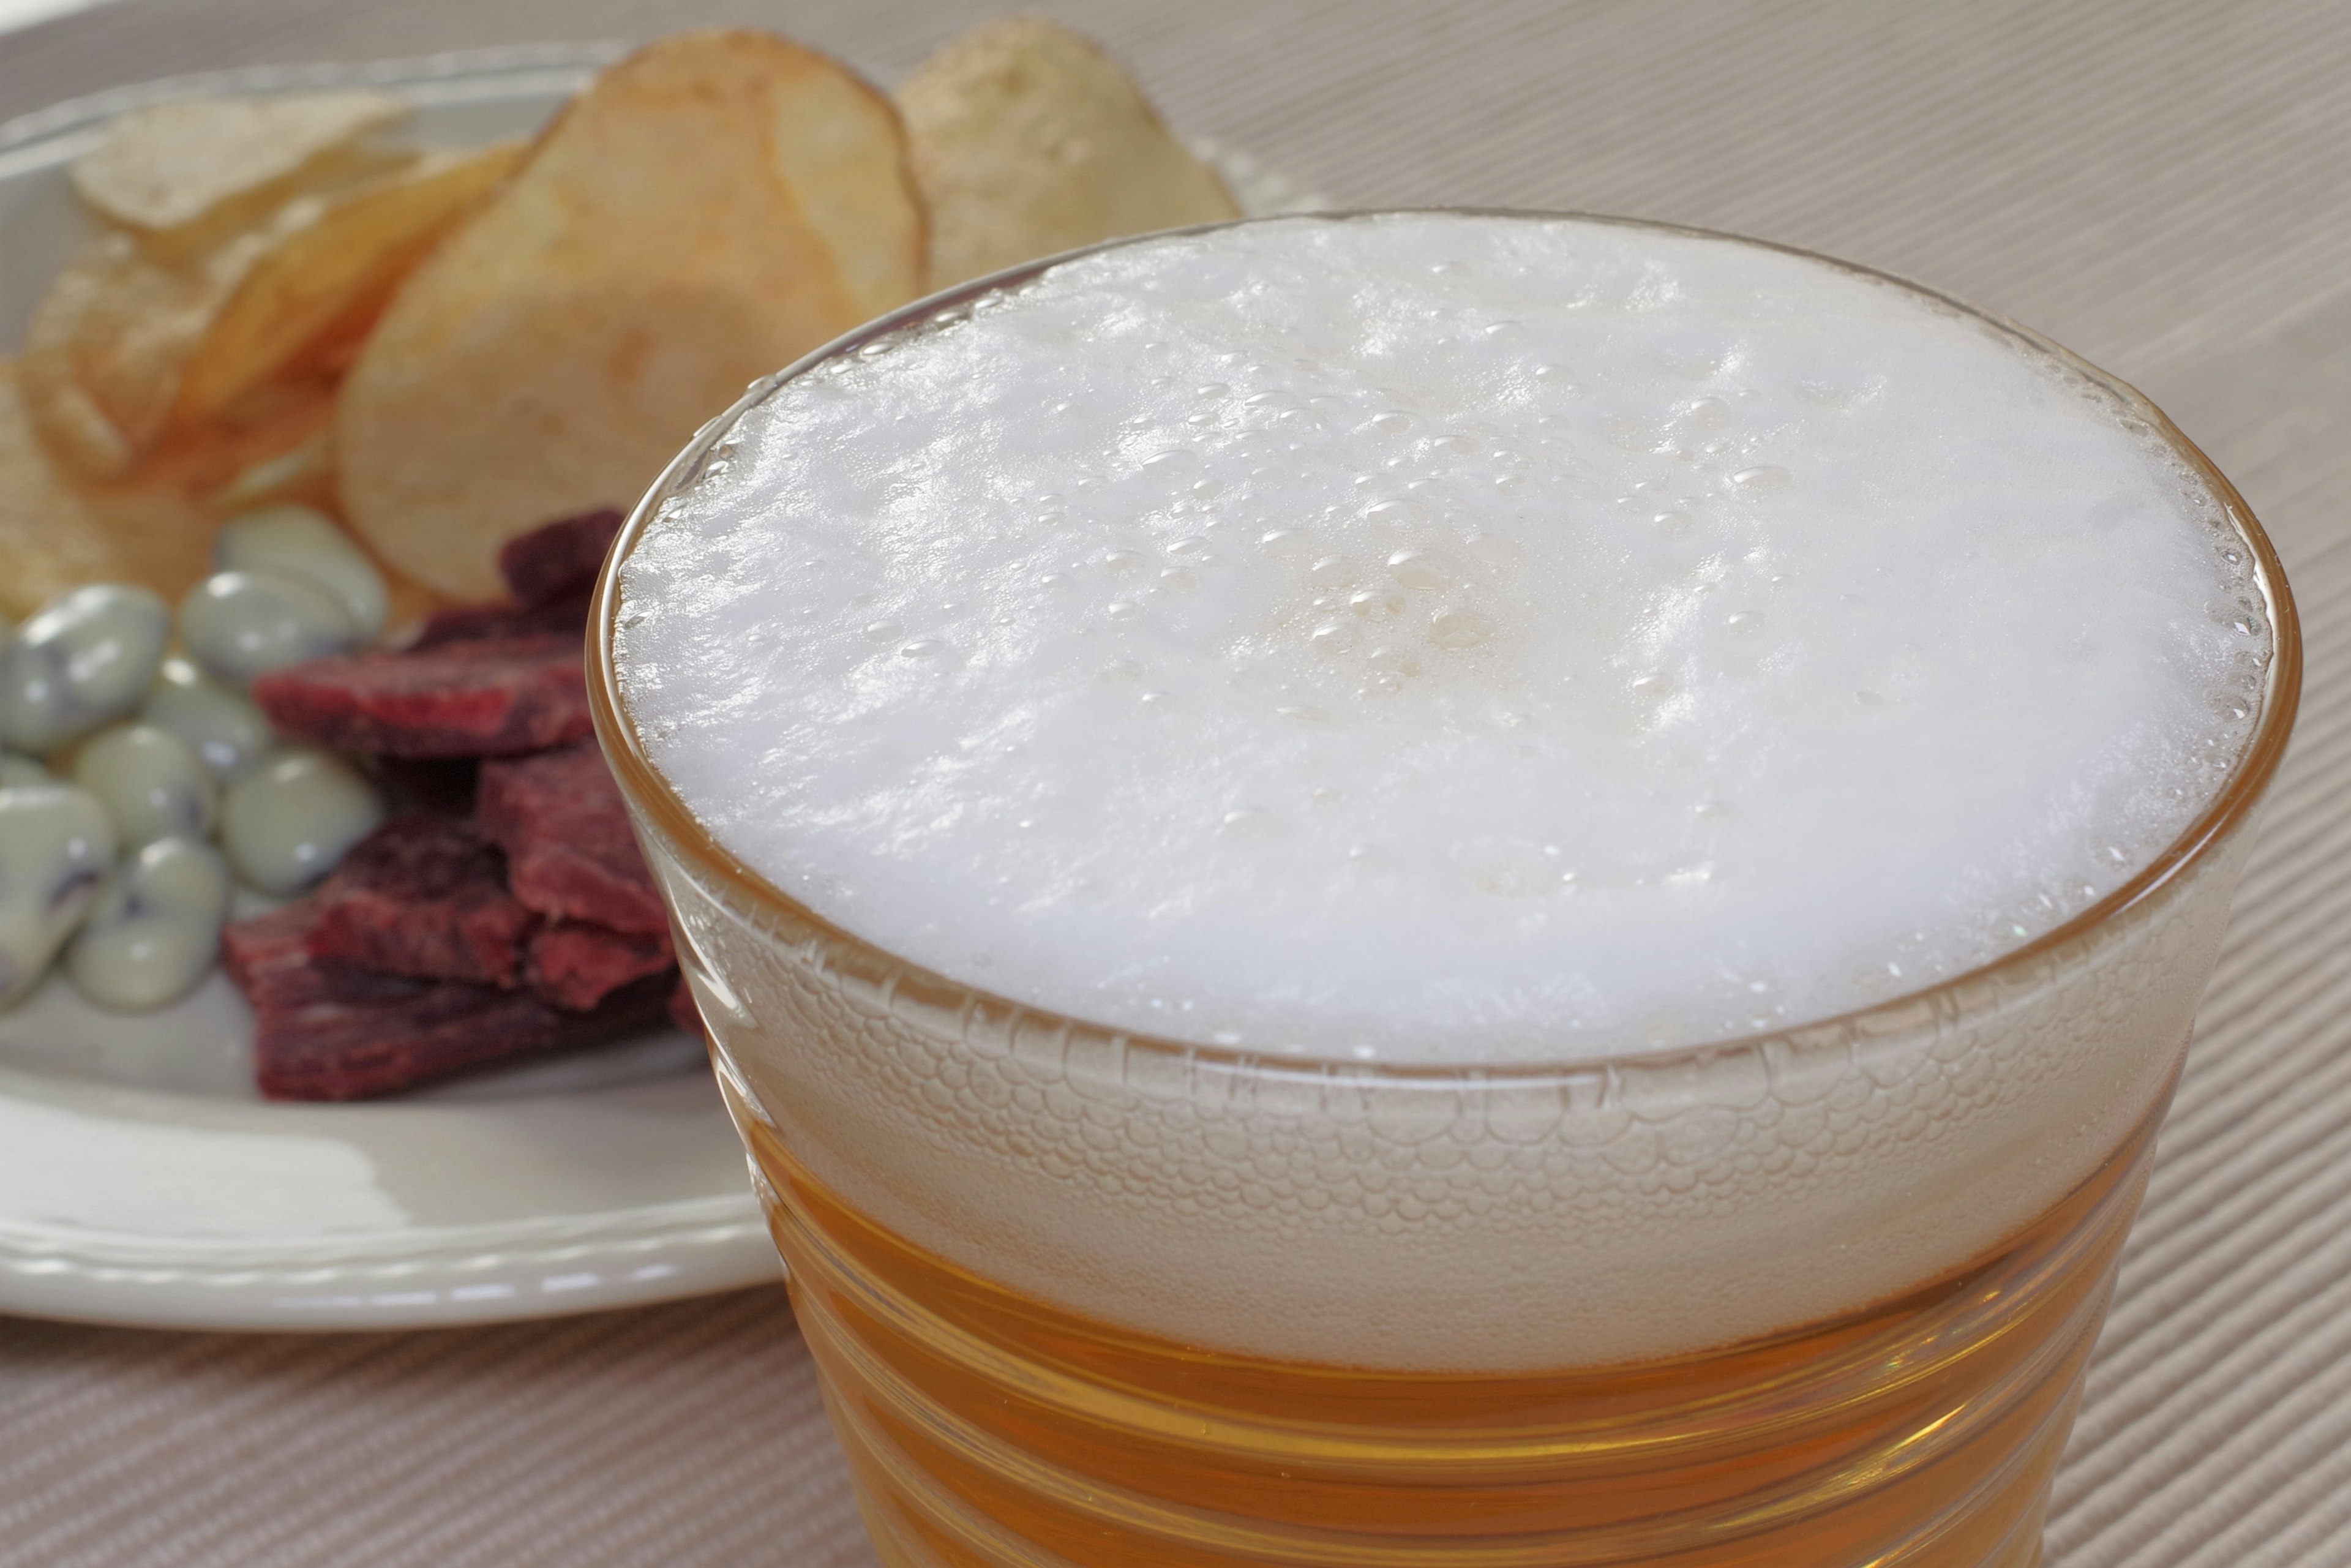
[176,141,524,427]
[17,230,246,478]
[337,31,923,601]
[896,16,1240,289]
[0,360,215,619]
[70,91,410,252]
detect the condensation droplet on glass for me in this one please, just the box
[1731,464,1792,493]
[863,620,902,643]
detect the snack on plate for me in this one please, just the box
[216,512,686,1097]
[18,230,252,478]
[29,92,426,479]
[307,814,535,986]
[335,30,924,600]
[479,740,670,934]
[527,921,677,1013]
[176,141,525,427]
[0,362,212,615]
[1,17,1223,1093]
[227,899,668,1101]
[896,15,1240,289]
[69,90,410,253]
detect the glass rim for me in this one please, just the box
[590,208,2303,1084]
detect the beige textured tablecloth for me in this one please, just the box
[4,2,2349,1564]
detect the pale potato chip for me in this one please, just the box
[17,231,239,478]
[0,359,214,619]
[337,30,923,601]
[896,16,1241,289]
[176,141,524,426]
[70,91,410,250]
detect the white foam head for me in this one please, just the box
[620,213,2264,1065]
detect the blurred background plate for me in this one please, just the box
[0,43,1314,1331]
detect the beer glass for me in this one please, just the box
[591,217,2300,1567]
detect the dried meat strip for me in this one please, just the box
[525,920,675,1011]
[498,507,624,609]
[227,901,664,1101]
[252,634,590,757]
[306,814,536,986]
[478,741,667,934]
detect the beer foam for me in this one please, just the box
[618,214,2267,1066]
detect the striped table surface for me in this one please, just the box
[3,2,2348,1564]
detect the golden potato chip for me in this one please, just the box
[152,380,337,500]
[337,30,923,601]
[896,16,1240,289]
[176,141,524,427]
[17,230,245,478]
[70,90,410,252]
[0,360,215,619]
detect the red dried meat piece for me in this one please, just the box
[498,508,624,609]
[527,921,675,1011]
[226,902,665,1100]
[252,634,590,757]
[306,815,536,986]
[407,599,588,651]
[479,741,667,934]
[669,976,705,1039]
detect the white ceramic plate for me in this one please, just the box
[0,44,1319,1331]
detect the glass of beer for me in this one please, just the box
[593,213,2299,1566]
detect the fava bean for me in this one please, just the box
[71,722,217,849]
[66,836,232,1011]
[220,748,383,893]
[0,782,116,1007]
[216,506,388,642]
[179,569,359,686]
[0,585,170,753]
[141,656,273,780]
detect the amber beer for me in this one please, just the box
[749,1090,2151,1567]
[594,214,2299,1566]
